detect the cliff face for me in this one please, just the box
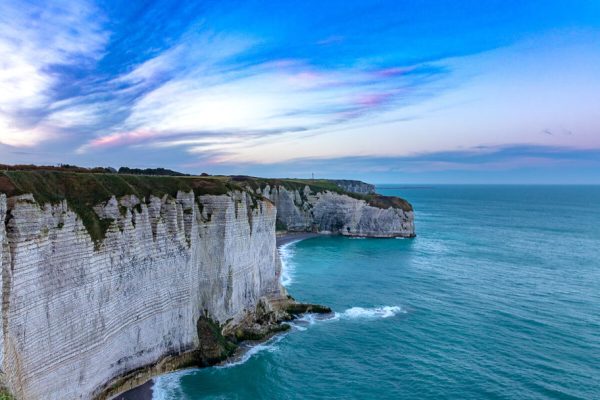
[329,180,375,194]
[260,185,415,238]
[0,194,6,371]
[0,190,281,399]
[0,173,414,399]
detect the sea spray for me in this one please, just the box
[279,240,299,287]
[153,370,189,400]
[217,334,286,369]
[336,306,406,319]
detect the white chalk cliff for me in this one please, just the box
[261,185,415,237]
[0,178,414,399]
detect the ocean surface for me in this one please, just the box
[153,185,600,400]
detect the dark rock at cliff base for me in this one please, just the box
[233,323,292,342]
[285,303,333,316]
[195,317,238,366]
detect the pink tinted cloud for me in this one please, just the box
[287,71,333,88]
[374,66,415,78]
[84,130,157,150]
[356,92,393,107]
[331,91,398,122]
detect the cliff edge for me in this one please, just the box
[0,171,414,399]
[235,177,415,238]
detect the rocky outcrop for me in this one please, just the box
[330,180,375,194]
[260,185,415,238]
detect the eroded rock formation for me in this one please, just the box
[0,174,414,399]
[260,185,415,238]
[329,179,376,194]
[0,191,285,399]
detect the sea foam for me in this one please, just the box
[152,370,188,400]
[152,336,288,398]
[337,306,405,319]
[217,334,285,369]
[279,241,299,287]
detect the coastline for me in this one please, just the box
[276,231,320,247]
[112,380,153,400]
[114,231,319,400]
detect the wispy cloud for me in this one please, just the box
[78,46,447,154]
[0,0,108,146]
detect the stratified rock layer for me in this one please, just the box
[0,178,414,399]
[0,194,6,371]
[0,191,282,399]
[261,185,415,237]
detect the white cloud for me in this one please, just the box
[0,118,55,147]
[90,35,417,156]
[0,0,109,146]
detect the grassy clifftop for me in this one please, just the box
[0,171,243,245]
[0,171,237,205]
[0,170,412,245]
[231,176,413,212]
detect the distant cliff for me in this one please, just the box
[0,172,414,399]
[254,180,414,238]
[329,179,376,194]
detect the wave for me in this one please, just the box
[217,334,285,369]
[290,312,338,331]
[152,306,403,398]
[336,306,405,319]
[290,306,405,330]
[152,370,189,400]
[279,241,298,287]
[153,335,289,397]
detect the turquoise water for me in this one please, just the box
[154,185,600,400]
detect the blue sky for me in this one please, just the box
[0,0,599,183]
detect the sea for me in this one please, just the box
[152,185,600,400]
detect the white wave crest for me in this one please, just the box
[217,334,285,369]
[337,306,405,319]
[290,312,337,331]
[279,241,298,287]
[152,335,288,398]
[152,370,189,400]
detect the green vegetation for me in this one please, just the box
[232,175,348,195]
[0,163,112,174]
[195,316,238,366]
[275,219,288,231]
[0,170,244,246]
[0,167,412,246]
[231,176,413,212]
[233,323,291,341]
[0,388,14,400]
[366,194,413,211]
[117,167,190,176]
[0,163,194,176]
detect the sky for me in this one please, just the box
[0,0,599,183]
